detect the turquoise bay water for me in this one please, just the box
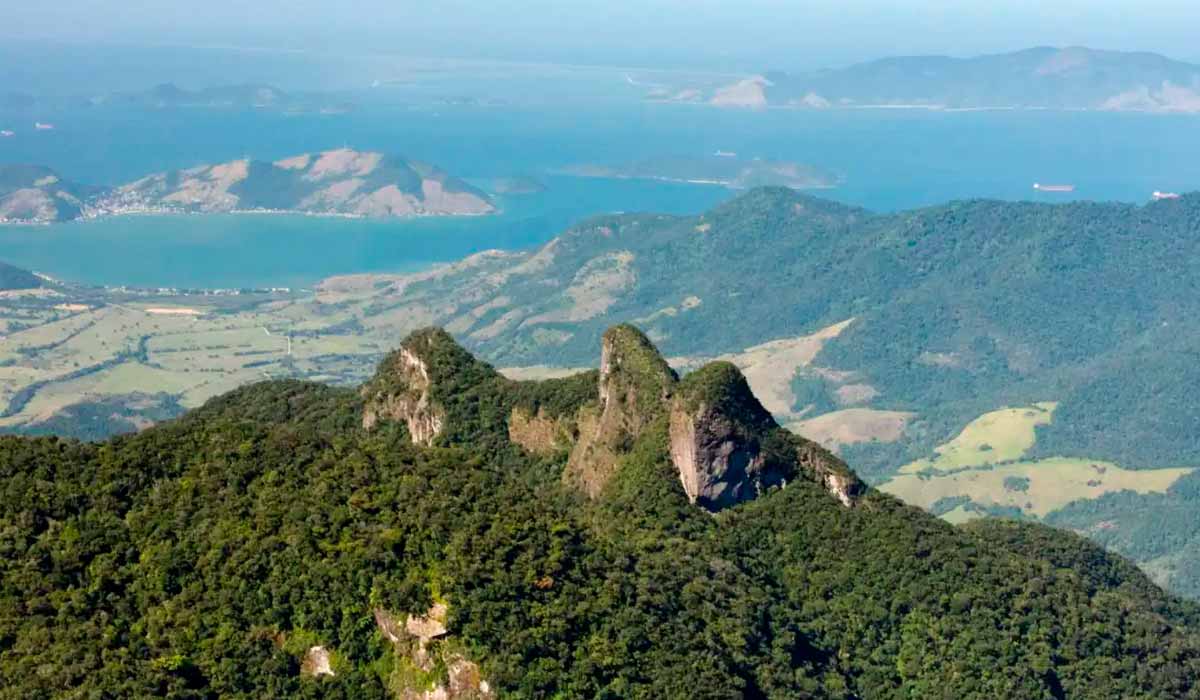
[0,177,728,289]
[3,91,1200,288]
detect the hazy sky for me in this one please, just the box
[9,0,1200,70]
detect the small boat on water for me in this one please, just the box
[0,130,13,137]
[1033,183,1075,193]
[1153,191,1181,201]
[34,122,54,131]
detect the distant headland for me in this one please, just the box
[0,149,495,224]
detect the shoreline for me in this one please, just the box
[1,205,501,227]
[554,171,840,191]
[644,99,1200,115]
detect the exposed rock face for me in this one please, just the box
[367,324,863,511]
[362,344,446,446]
[365,327,598,452]
[670,407,765,508]
[556,324,865,509]
[361,328,506,446]
[508,407,574,456]
[374,608,405,644]
[669,362,786,511]
[794,440,865,507]
[301,646,335,677]
[446,657,494,699]
[564,325,677,497]
[377,604,495,700]
[398,659,494,700]
[406,602,449,641]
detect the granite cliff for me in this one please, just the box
[364,324,861,512]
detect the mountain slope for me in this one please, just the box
[0,260,43,291]
[311,187,1200,597]
[0,164,95,223]
[2,326,1199,698]
[1,150,493,223]
[7,184,1200,599]
[682,47,1200,111]
[316,188,1200,471]
[98,148,494,218]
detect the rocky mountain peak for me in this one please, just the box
[667,359,863,511]
[669,361,786,510]
[562,325,677,496]
[597,324,677,422]
[361,327,498,445]
[361,324,860,510]
[561,324,862,510]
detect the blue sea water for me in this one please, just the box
[0,177,726,289]
[3,44,1200,288]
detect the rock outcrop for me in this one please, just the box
[794,440,864,507]
[668,362,787,510]
[508,407,575,456]
[405,602,449,641]
[374,608,406,644]
[559,325,865,510]
[366,324,863,511]
[361,328,502,446]
[362,343,446,445]
[375,603,495,700]
[563,325,677,496]
[301,646,336,677]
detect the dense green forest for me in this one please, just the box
[340,187,1200,599]
[3,327,1200,698]
[371,187,1200,470]
[1046,470,1200,600]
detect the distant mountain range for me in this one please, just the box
[653,47,1200,112]
[0,149,494,223]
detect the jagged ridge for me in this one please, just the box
[366,323,862,511]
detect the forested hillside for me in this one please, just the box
[2,327,1200,698]
[319,188,1200,468]
[307,187,1200,598]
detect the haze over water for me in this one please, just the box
[2,46,1199,288]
